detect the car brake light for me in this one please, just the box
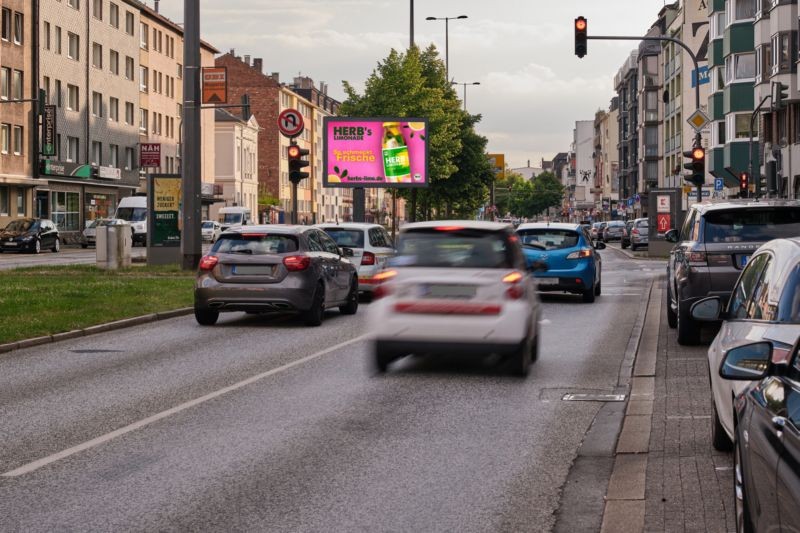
[503,270,525,299]
[283,255,311,271]
[371,269,397,299]
[434,226,464,231]
[240,233,267,238]
[687,251,707,265]
[632,228,639,235]
[198,255,219,271]
[361,251,376,265]
[566,248,592,260]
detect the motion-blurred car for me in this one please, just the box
[517,222,605,303]
[690,237,800,452]
[601,220,625,242]
[201,220,222,243]
[0,218,60,254]
[316,222,396,298]
[621,220,635,249]
[717,339,800,532]
[369,221,544,376]
[665,200,800,345]
[194,225,359,326]
[630,218,649,251]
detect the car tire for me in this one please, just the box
[582,283,596,303]
[52,238,60,253]
[676,298,701,345]
[511,333,532,377]
[531,331,540,363]
[666,290,678,329]
[303,282,325,327]
[374,345,392,373]
[594,278,601,296]
[33,239,41,254]
[194,307,219,326]
[621,242,628,249]
[81,243,88,249]
[712,401,733,452]
[339,277,359,315]
[734,435,754,533]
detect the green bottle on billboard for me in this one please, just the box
[382,122,410,183]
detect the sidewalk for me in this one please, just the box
[601,276,735,533]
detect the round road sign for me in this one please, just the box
[278,108,304,138]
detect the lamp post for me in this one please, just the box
[451,81,480,111]
[425,15,467,81]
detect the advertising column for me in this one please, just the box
[148,174,182,266]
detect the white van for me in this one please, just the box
[114,195,147,245]
[218,206,252,231]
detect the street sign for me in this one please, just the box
[656,195,670,213]
[634,194,641,203]
[687,109,711,132]
[140,143,161,167]
[488,153,505,180]
[686,189,711,200]
[627,198,634,207]
[657,213,671,233]
[201,67,227,104]
[42,105,56,156]
[714,177,724,191]
[278,108,304,138]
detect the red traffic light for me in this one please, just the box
[691,147,705,160]
[288,145,301,158]
[739,173,748,189]
[575,18,586,31]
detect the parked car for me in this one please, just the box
[81,218,125,248]
[217,206,253,231]
[665,200,800,345]
[114,196,147,246]
[590,222,606,241]
[193,225,359,326]
[369,221,545,376]
[602,220,625,242]
[516,222,604,303]
[630,218,649,251]
[0,218,60,254]
[201,220,222,243]
[316,222,396,298]
[621,220,635,249]
[717,338,800,532]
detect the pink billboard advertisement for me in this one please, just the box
[323,117,429,188]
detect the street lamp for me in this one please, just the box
[425,15,468,81]
[451,81,480,111]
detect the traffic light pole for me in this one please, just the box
[749,94,771,199]
[181,0,202,270]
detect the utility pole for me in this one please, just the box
[181,0,202,270]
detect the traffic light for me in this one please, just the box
[574,17,587,58]
[682,145,705,186]
[775,82,789,109]
[739,172,749,194]
[288,142,310,184]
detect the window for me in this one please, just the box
[139,107,148,132]
[13,12,22,44]
[12,70,22,100]
[748,257,778,320]
[55,79,62,107]
[12,126,22,155]
[42,76,50,104]
[68,0,80,9]
[125,101,134,124]
[712,121,726,147]
[1,8,9,41]
[728,254,769,318]
[43,21,50,50]
[140,22,148,49]
[125,11,134,35]
[770,32,794,74]
[93,0,102,20]
[109,96,119,121]
[68,32,79,60]
[727,0,755,25]
[17,189,25,216]
[67,84,78,111]
[0,186,7,215]
[177,63,182,79]
[125,56,134,80]
[140,66,148,92]
[109,2,118,28]
[711,11,725,40]
[0,68,8,100]
[109,144,119,168]
[92,42,103,69]
[50,191,79,231]
[0,123,9,153]
[92,91,103,117]
[125,146,134,170]
[726,113,756,140]
[91,141,102,165]
[67,136,79,161]
[725,53,755,83]
[55,26,61,54]
[109,49,119,75]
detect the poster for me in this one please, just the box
[152,176,181,247]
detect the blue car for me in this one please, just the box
[516,222,605,303]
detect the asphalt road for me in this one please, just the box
[0,249,664,532]
[0,244,211,270]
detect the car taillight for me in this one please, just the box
[687,251,707,265]
[361,251,376,265]
[566,248,592,260]
[198,255,219,271]
[632,228,639,235]
[283,255,311,271]
[503,270,525,300]
[371,269,397,299]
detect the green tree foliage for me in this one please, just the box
[509,171,564,218]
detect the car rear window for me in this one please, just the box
[607,221,625,227]
[516,229,580,250]
[703,208,800,243]
[394,227,512,268]
[322,228,365,248]
[202,221,215,229]
[635,220,648,228]
[212,233,298,255]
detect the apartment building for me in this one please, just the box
[0,0,33,227]
[593,99,620,218]
[214,108,258,219]
[615,50,639,205]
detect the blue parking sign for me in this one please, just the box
[627,198,634,207]
[714,178,724,191]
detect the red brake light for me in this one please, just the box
[283,255,311,271]
[632,228,639,235]
[434,226,464,232]
[361,251,376,265]
[503,270,525,299]
[198,255,219,271]
[687,251,707,265]
[371,269,397,299]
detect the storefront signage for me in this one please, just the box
[151,175,181,247]
[323,117,429,188]
[39,160,93,178]
[140,143,161,168]
[202,67,227,104]
[97,166,121,180]
[42,105,56,156]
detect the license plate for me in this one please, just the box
[419,284,476,299]
[537,278,558,285]
[4,242,17,246]
[740,255,750,267]
[233,265,274,275]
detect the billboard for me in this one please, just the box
[151,175,181,247]
[323,117,428,188]
[488,153,505,180]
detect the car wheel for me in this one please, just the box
[339,277,359,315]
[303,282,325,326]
[374,344,392,373]
[712,401,733,452]
[676,297,701,345]
[194,306,219,326]
[510,333,532,377]
[33,239,41,254]
[52,238,60,253]
[594,278,601,296]
[666,286,678,329]
[81,243,88,249]
[734,435,754,533]
[582,282,596,303]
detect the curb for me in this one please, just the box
[604,243,664,261]
[0,307,193,355]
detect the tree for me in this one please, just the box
[511,171,564,217]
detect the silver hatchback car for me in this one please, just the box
[194,225,359,326]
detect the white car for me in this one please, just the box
[316,222,396,296]
[368,220,545,376]
[201,220,222,243]
[691,237,800,451]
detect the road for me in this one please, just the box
[0,249,663,532]
[0,244,211,270]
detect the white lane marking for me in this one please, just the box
[2,334,369,477]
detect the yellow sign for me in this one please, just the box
[488,153,505,180]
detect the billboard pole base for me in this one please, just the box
[353,188,365,223]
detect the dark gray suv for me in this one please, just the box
[665,200,800,345]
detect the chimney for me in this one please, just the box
[253,58,263,73]
[244,54,251,66]
[271,72,279,83]
[527,159,530,167]
[229,48,235,56]
[154,0,159,13]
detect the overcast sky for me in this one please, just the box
[153,0,669,169]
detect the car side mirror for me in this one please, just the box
[528,260,548,273]
[665,229,679,243]
[719,342,772,380]
[340,247,354,257]
[594,241,606,250]
[690,297,723,321]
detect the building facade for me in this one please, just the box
[616,50,639,209]
[213,108,258,219]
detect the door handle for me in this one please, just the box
[772,416,788,431]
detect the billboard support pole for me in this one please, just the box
[181,0,202,270]
[353,188,365,222]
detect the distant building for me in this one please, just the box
[214,108,259,220]
[510,160,543,180]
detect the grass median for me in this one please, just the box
[0,264,195,344]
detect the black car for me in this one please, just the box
[719,339,800,532]
[0,218,60,254]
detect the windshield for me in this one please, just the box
[116,207,147,222]
[704,208,800,243]
[220,213,244,225]
[202,221,215,229]
[322,228,365,248]
[517,229,580,250]
[4,219,36,232]
[212,234,298,255]
[392,228,512,268]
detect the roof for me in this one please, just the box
[315,222,384,230]
[134,1,219,53]
[222,224,307,234]
[516,222,581,231]
[690,199,800,213]
[400,220,511,232]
